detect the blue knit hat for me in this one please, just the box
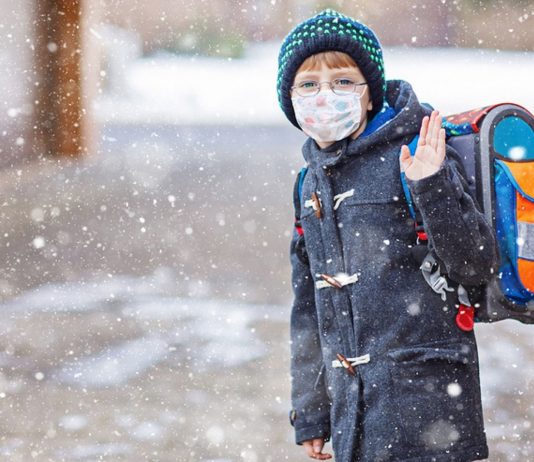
[277,9,386,129]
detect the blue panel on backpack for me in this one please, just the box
[493,116,534,161]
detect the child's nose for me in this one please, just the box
[316,94,327,106]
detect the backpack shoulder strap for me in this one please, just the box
[400,136,429,242]
[293,167,308,236]
[400,135,420,223]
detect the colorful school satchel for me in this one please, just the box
[401,103,534,328]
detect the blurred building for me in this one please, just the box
[101,0,534,52]
[0,0,35,169]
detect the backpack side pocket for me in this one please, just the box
[494,159,534,301]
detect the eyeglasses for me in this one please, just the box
[291,79,368,97]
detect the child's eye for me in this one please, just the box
[334,78,355,87]
[299,81,318,89]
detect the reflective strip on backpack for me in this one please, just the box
[518,221,534,261]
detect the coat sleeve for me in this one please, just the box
[405,144,501,286]
[289,228,331,445]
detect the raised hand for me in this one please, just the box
[400,110,446,181]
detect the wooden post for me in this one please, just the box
[35,0,85,157]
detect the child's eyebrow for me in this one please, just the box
[294,71,321,81]
[295,69,364,81]
[330,69,363,79]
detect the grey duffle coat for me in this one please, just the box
[289,80,499,461]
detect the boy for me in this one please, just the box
[277,9,499,462]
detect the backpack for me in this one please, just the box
[293,102,534,329]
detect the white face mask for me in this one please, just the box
[291,87,366,143]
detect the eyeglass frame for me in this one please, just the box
[290,79,368,97]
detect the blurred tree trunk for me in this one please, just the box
[34,0,85,157]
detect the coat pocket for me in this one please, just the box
[387,341,484,450]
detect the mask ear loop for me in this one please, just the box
[360,85,372,113]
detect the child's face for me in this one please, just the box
[291,59,373,148]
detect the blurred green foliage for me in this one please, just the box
[167,25,245,59]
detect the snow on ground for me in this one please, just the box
[94,42,534,126]
[0,271,282,389]
[0,268,296,461]
[1,271,534,459]
[2,269,533,418]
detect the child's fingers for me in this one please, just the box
[425,110,437,146]
[431,110,441,150]
[436,128,446,163]
[313,438,331,458]
[303,441,323,459]
[312,451,333,460]
[313,440,324,454]
[314,453,332,460]
[303,441,316,458]
[418,116,429,145]
[303,439,332,460]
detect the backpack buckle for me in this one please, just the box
[420,253,454,301]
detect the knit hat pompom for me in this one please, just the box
[277,9,386,129]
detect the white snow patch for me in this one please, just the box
[202,460,233,462]
[1,270,285,388]
[0,273,175,314]
[124,297,268,369]
[130,421,166,442]
[94,43,534,126]
[54,336,168,388]
[55,442,133,460]
[206,425,225,445]
[58,415,88,432]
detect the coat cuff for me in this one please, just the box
[295,422,331,445]
[406,161,467,213]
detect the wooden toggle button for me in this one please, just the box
[311,192,322,219]
[336,353,356,375]
[319,273,343,289]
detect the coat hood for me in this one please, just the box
[302,80,432,169]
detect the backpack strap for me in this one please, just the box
[400,135,428,243]
[293,167,308,236]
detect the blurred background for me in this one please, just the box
[0,1,533,461]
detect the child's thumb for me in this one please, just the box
[399,145,412,172]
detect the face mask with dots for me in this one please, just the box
[291,86,366,143]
